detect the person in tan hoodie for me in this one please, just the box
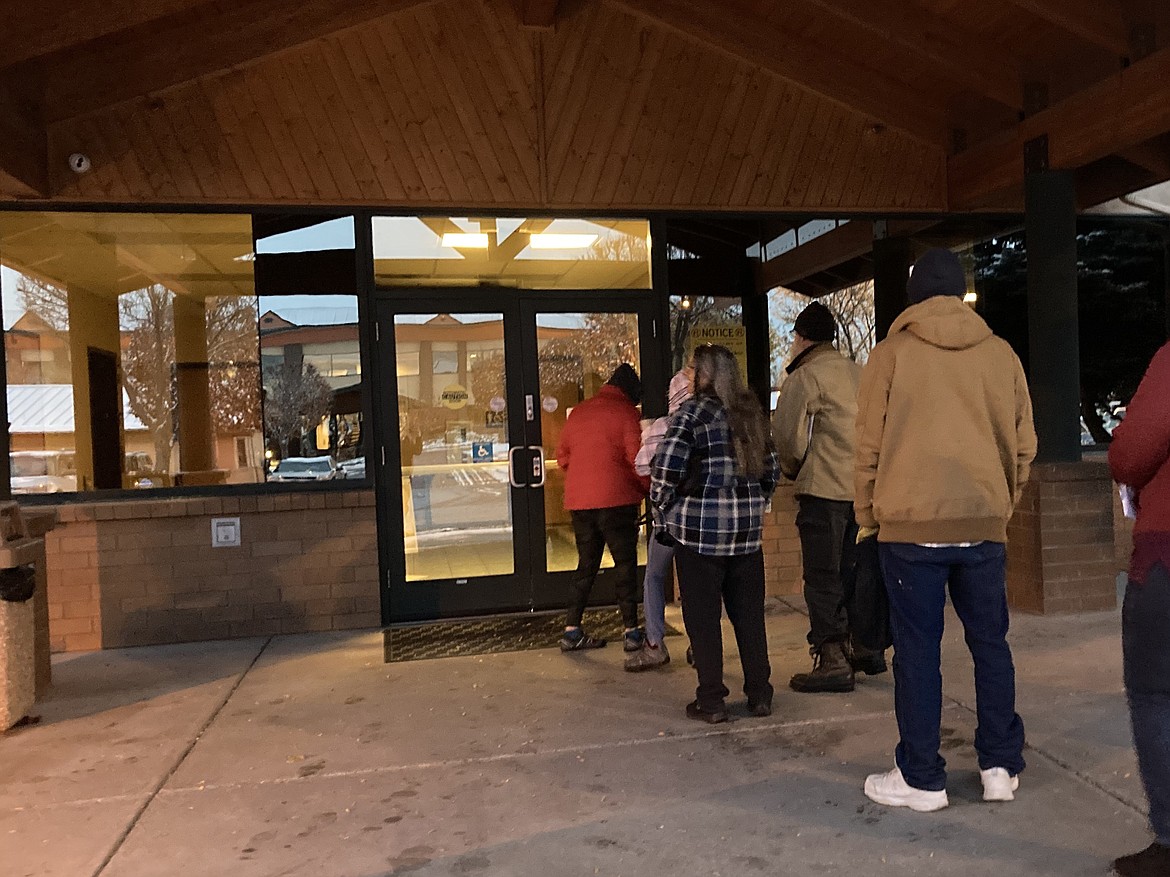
[773,302,886,694]
[856,248,1036,813]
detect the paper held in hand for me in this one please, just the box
[1119,484,1138,521]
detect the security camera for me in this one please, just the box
[68,153,91,174]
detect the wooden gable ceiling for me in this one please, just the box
[0,0,1168,211]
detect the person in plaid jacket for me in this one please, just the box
[650,344,781,723]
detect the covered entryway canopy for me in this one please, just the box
[1,0,1169,215]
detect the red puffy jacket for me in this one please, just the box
[555,385,648,510]
[1109,341,1170,582]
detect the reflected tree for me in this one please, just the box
[262,361,332,457]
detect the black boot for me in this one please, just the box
[1114,843,1170,877]
[789,642,855,693]
[850,645,888,676]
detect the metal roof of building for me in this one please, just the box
[7,384,147,433]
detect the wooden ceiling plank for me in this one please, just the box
[249,60,331,201]
[300,40,384,201]
[609,0,947,145]
[762,89,817,205]
[1001,0,1131,57]
[798,0,1023,108]
[369,20,455,203]
[671,49,735,205]
[453,3,540,202]
[206,72,278,202]
[597,27,665,204]
[318,35,404,201]
[610,36,683,206]
[728,76,788,207]
[690,60,754,206]
[546,12,612,197]
[520,0,560,29]
[780,99,834,207]
[41,0,442,123]
[950,43,1170,208]
[166,89,228,200]
[570,18,644,205]
[186,82,248,197]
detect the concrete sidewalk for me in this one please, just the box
[2,600,1149,877]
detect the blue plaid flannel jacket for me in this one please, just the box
[649,395,780,556]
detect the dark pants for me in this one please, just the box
[1123,562,1170,846]
[796,496,858,648]
[879,542,1025,791]
[567,505,640,630]
[675,544,773,711]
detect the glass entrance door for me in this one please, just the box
[376,293,660,623]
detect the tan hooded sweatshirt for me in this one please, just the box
[854,296,1037,544]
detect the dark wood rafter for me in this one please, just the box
[0,77,47,197]
[520,0,559,29]
[1000,0,1131,57]
[950,44,1170,208]
[754,219,934,293]
[608,0,948,146]
[796,0,1024,109]
[29,0,443,123]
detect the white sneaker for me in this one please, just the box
[864,766,949,812]
[980,767,1019,802]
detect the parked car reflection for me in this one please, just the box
[268,456,337,482]
[10,450,77,494]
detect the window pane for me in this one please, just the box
[259,295,365,482]
[373,216,651,289]
[1,212,258,493]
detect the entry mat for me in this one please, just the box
[384,608,681,663]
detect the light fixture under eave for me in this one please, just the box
[528,233,598,249]
[963,291,978,304]
[441,232,490,248]
[680,295,692,311]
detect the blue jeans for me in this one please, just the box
[879,542,1025,791]
[643,535,675,646]
[1123,562,1170,846]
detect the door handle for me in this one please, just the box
[529,446,545,488]
[508,446,527,488]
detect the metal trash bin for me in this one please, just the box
[0,503,44,730]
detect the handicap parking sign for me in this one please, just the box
[471,442,492,462]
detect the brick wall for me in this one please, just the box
[1006,461,1116,614]
[762,483,803,598]
[43,491,379,651]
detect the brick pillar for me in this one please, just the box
[762,483,803,597]
[1006,461,1117,613]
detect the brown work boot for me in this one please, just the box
[789,642,855,693]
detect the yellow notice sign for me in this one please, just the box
[440,384,469,410]
[687,323,748,380]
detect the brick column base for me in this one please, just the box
[1006,460,1117,613]
[762,484,803,598]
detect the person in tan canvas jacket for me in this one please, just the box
[856,247,1036,814]
[773,302,885,695]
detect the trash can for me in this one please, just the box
[0,503,44,730]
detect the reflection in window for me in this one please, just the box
[373,216,651,289]
[668,295,746,379]
[1,211,260,493]
[259,296,365,482]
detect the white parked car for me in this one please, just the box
[268,456,337,482]
[10,451,77,494]
[338,457,366,480]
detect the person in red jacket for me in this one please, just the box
[1109,340,1170,877]
[556,364,648,652]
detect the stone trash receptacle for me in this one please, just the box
[0,503,46,731]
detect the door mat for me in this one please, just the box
[384,609,681,663]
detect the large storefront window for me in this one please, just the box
[0,211,365,495]
[373,216,651,289]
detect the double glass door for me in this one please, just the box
[376,292,660,623]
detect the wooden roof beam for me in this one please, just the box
[37,0,441,123]
[520,0,559,29]
[755,220,933,292]
[1001,0,1131,57]
[0,1,209,69]
[0,78,47,198]
[610,0,948,146]
[797,0,1023,109]
[949,44,1170,208]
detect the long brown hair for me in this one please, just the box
[692,344,770,479]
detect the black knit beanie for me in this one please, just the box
[607,363,642,404]
[907,248,967,304]
[793,301,837,343]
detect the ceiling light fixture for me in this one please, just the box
[441,233,490,248]
[528,233,598,249]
